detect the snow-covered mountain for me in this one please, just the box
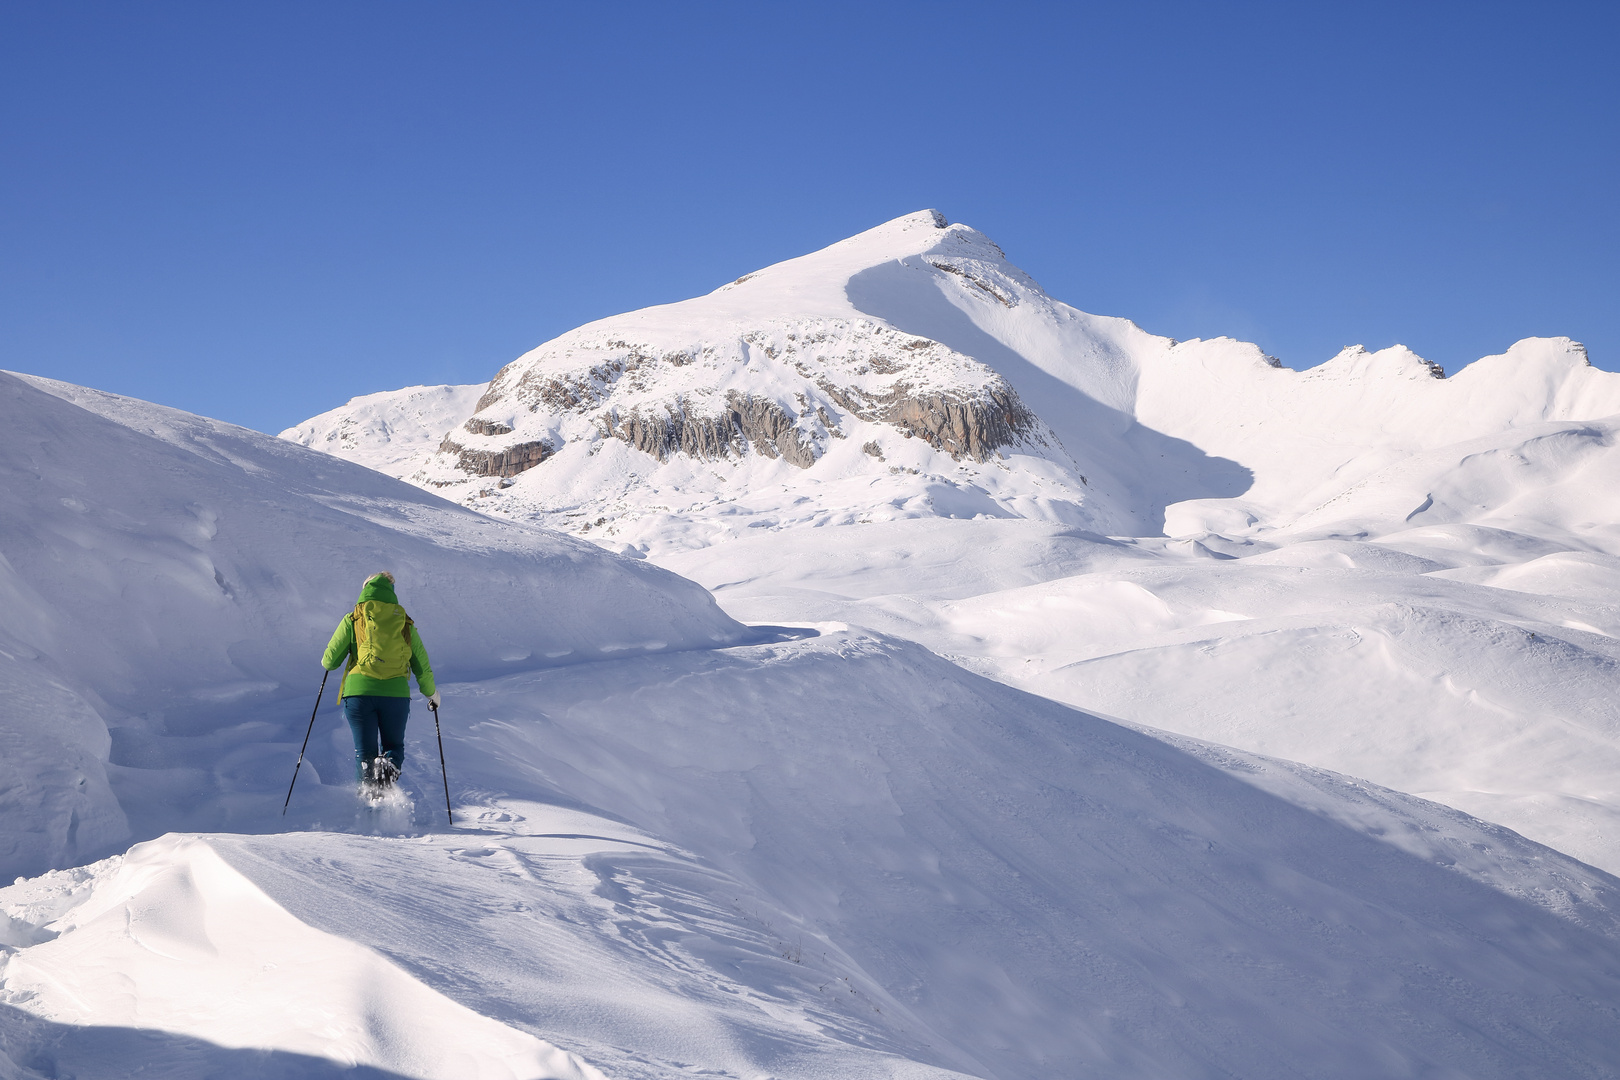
[11,374,1620,1077]
[282,210,1620,554]
[282,382,487,476]
[287,211,1620,880]
[9,208,1620,1078]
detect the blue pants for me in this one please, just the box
[343,695,410,781]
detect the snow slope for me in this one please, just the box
[0,369,746,879]
[660,507,1620,875]
[9,628,1620,1079]
[12,374,1620,1076]
[281,382,486,476]
[288,211,1620,879]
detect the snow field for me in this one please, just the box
[9,629,1620,1078]
[7,204,1620,1077]
[0,369,747,879]
[660,515,1620,875]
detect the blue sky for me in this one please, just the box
[3,1,1615,434]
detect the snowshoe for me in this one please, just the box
[359,756,401,803]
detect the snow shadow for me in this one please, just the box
[0,1004,416,1080]
[847,261,1253,532]
[736,623,822,643]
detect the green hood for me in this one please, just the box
[357,576,399,605]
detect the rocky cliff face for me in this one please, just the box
[425,311,1056,489]
[437,435,552,478]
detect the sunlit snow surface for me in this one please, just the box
[6,211,1620,1077]
[292,211,1620,879]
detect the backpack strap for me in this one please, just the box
[338,607,362,701]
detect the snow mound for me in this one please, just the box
[0,835,604,1080]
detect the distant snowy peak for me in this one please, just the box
[281,211,1620,546]
[363,210,1124,545]
[278,383,484,474]
[1139,335,1620,536]
[430,210,1065,481]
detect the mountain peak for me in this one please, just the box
[285,217,1620,550]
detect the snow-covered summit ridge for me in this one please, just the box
[418,211,1084,521]
[280,382,485,475]
[285,211,1620,548]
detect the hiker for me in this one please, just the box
[321,571,439,788]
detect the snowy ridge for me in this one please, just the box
[288,212,1620,555]
[1140,335,1620,537]
[0,370,746,879]
[0,836,606,1080]
[281,382,486,476]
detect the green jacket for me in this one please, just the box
[322,577,437,699]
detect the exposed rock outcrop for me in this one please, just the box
[438,437,552,477]
[603,392,818,468]
[817,377,1038,463]
[463,418,513,436]
[885,387,1037,461]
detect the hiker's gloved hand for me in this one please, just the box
[428,691,441,710]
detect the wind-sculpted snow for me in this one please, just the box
[0,836,605,1080]
[0,370,747,878]
[11,206,1620,1077]
[8,632,1620,1079]
[662,512,1620,876]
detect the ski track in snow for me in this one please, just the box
[5,210,1620,1077]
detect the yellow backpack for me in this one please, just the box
[350,600,414,681]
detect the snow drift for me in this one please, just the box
[0,370,747,879]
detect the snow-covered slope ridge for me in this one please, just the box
[285,211,1620,549]
[1147,336,1620,537]
[0,835,606,1080]
[0,370,747,879]
[291,210,1198,542]
[9,630,1620,1079]
[281,382,485,475]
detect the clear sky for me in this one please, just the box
[3,1,1616,434]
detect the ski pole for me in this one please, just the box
[431,701,453,825]
[283,668,330,815]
